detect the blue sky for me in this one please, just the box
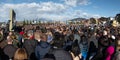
[0,0,120,22]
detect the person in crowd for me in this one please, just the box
[14,48,28,60]
[51,32,73,60]
[0,28,4,42]
[93,36,115,60]
[88,32,98,48]
[103,35,115,60]
[73,29,81,44]
[105,45,115,60]
[35,33,51,60]
[18,27,25,48]
[0,28,7,49]
[80,35,88,60]
[8,31,19,48]
[113,36,120,60]
[23,30,38,60]
[52,32,64,46]
[3,35,17,60]
[86,41,97,60]
[46,30,53,43]
[64,34,74,51]
[92,35,110,60]
[71,40,82,60]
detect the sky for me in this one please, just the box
[0,0,120,22]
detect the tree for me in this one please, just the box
[26,20,29,25]
[39,20,41,24]
[115,14,120,23]
[23,20,26,25]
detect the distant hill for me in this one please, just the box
[69,18,86,21]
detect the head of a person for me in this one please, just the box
[9,31,13,36]
[14,48,28,60]
[40,33,47,42]
[27,30,34,39]
[52,34,64,48]
[53,32,61,39]
[98,36,109,47]
[80,35,87,43]
[6,35,13,44]
[81,34,87,39]
[68,34,74,41]
[46,30,53,36]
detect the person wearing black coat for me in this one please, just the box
[3,35,17,60]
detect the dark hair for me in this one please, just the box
[98,36,109,47]
[52,32,65,48]
[98,36,108,41]
[72,29,78,34]
[71,40,80,57]
[81,34,86,39]
[52,39,64,48]
[89,41,97,52]
[80,35,87,43]
[68,34,74,41]
[53,32,61,39]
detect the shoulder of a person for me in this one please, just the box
[3,44,16,49]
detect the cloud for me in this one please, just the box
[64,0,90,7]
[0,2,69,22]
[37,2,68,14]
[71,10,101,18]
[0,1,100,22]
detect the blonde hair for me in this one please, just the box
[14,48,28,60]
[7,35,13,43]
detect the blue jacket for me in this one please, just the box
[35,41,51,60]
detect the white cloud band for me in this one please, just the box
[0,1,100,22]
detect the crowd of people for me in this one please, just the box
[0,23,120,60]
